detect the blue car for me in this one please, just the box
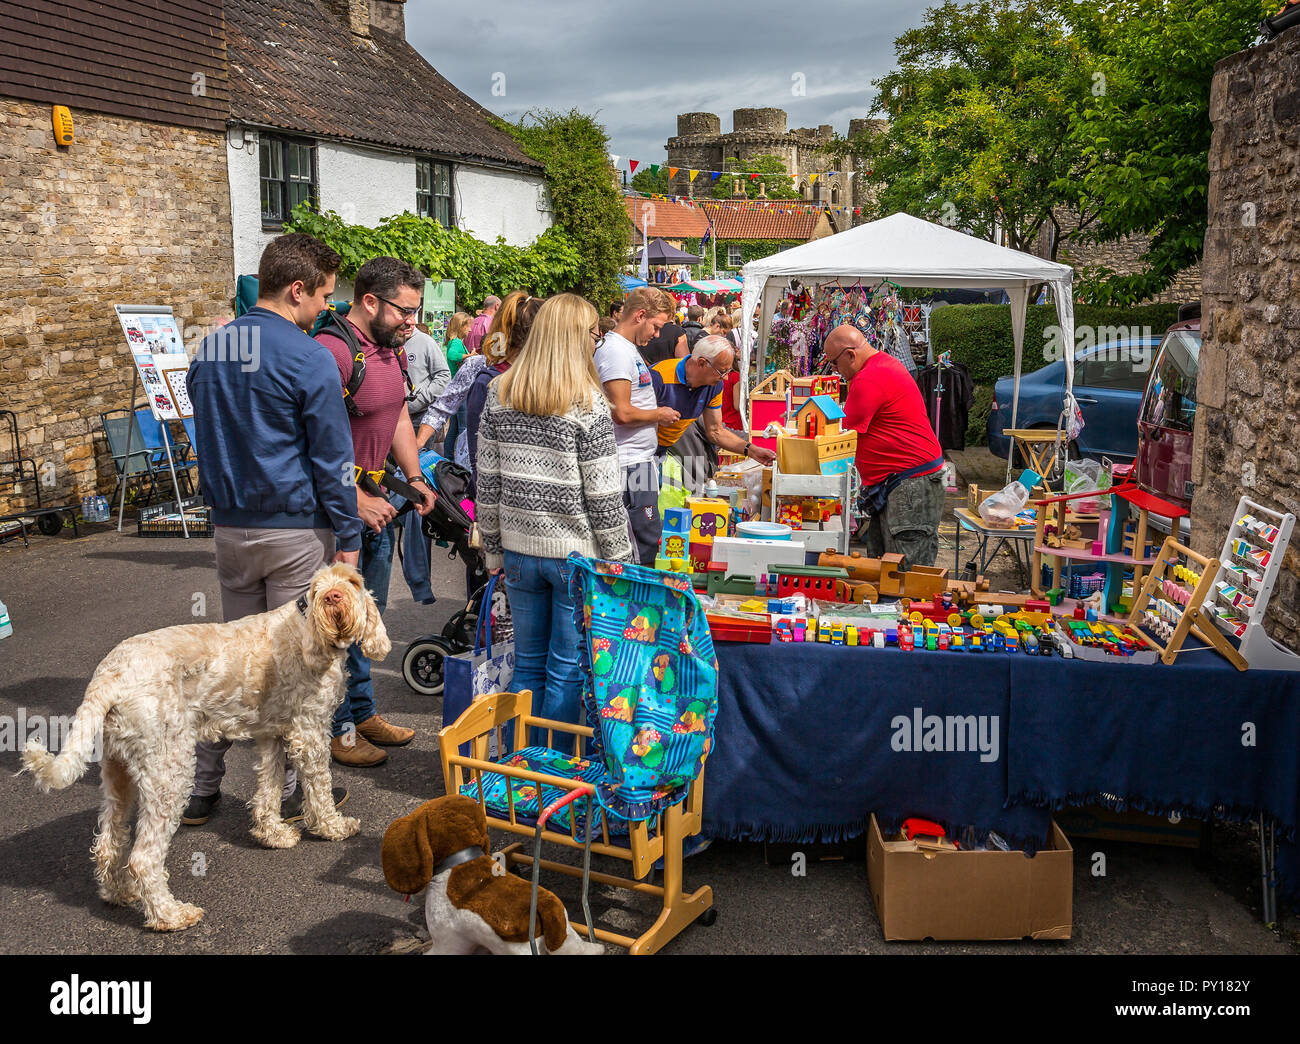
[986,336,1163,463]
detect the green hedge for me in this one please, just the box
[931,303,1182,386]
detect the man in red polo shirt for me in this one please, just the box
[823,324,945,567]
[316,257,434,768]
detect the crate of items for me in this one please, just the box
[138,497,213,538]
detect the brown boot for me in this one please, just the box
[331,731,388,766]
[356,714,416,747]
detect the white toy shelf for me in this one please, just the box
[1204,496,1300,672]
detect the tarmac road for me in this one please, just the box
[0,521,1293,956]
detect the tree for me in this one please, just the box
[708,155,802,199]
[495,109,629,309]
[1059,0,1272,304]
[630,164,672,196]
[828,1,1097,260]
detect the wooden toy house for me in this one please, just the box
[790,374,841,404]
[777,395,858,476]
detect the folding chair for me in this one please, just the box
[133,410,195,496]
[101,410,164,507]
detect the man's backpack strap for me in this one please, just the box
[318,309,366,418]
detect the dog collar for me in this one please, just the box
[433,845,486,876]
[296,595,308,616]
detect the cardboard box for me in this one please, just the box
[776,431,857,476]
[867,814,1073,941]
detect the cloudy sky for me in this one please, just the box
[403,0,923,171]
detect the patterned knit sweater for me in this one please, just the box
[476,381,634,570]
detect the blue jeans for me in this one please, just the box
[334,523,395,737]
[503,551,584,753]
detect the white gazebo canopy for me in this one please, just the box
[739,212,1077,441]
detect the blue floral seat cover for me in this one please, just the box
[565,552,719,822]
[458,746,609,833]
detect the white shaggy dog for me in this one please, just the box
[22,562,389,932]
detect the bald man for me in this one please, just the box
[822,324,945,568]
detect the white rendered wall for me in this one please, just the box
[456,166,550,247]
[227,127,551,280]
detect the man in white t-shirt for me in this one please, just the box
[594,287,680,565]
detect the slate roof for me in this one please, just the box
[224,0,541,171]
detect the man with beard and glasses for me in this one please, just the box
[315,256,435,768]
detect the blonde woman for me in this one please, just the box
[477,293,632,745]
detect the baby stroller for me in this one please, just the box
[400,449,499,696]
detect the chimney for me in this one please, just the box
[325,0,370,38]
[369,0,406,37]
[758,182,767,198]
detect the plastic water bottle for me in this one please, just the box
[0,597,12,640]
[96,495,109,522]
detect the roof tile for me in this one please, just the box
[624,196,710,239]
[224,0,541,170]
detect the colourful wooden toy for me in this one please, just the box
[777,395,858,476]
[685,497,730,549]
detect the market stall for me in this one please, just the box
[705,637,1300,852]
[738,213,1077,470]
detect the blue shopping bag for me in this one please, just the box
[442,574,514,756]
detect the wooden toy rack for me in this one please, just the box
[1203,496,1300,671]
[1126,536,1246,670]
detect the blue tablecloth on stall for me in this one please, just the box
[1007,649,1300,839]
[707,642,1053,850]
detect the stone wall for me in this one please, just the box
[0,98,234,515]
[1194,25,1300,650]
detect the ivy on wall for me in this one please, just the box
[284,204,583,310]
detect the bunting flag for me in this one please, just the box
[709,171,722,182]
[809,173,818,184]
[610,154,620,167]
[688,169,699,182]
[629,160,639,175]
[668,167,679,178]
[649,164,660,175]
[749,173,758,181]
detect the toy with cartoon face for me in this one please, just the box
[663,534,686,558]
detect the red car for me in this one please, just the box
[1136,310,1200,536]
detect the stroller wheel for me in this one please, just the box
[402,635,455,696]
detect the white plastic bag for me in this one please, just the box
[978,481,1030,523]
[1063,458,1108,514]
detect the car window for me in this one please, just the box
[1078,343,1155,391]
[1141,331,1200,431]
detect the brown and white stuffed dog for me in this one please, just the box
[382,796,603,955]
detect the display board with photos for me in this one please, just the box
[114,305,191,419]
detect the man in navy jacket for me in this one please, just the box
[181,234,363,827]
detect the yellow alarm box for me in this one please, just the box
[52,105,74,146]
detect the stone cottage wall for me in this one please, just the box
[1195,25,1300,649]
[0,99,234,516]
